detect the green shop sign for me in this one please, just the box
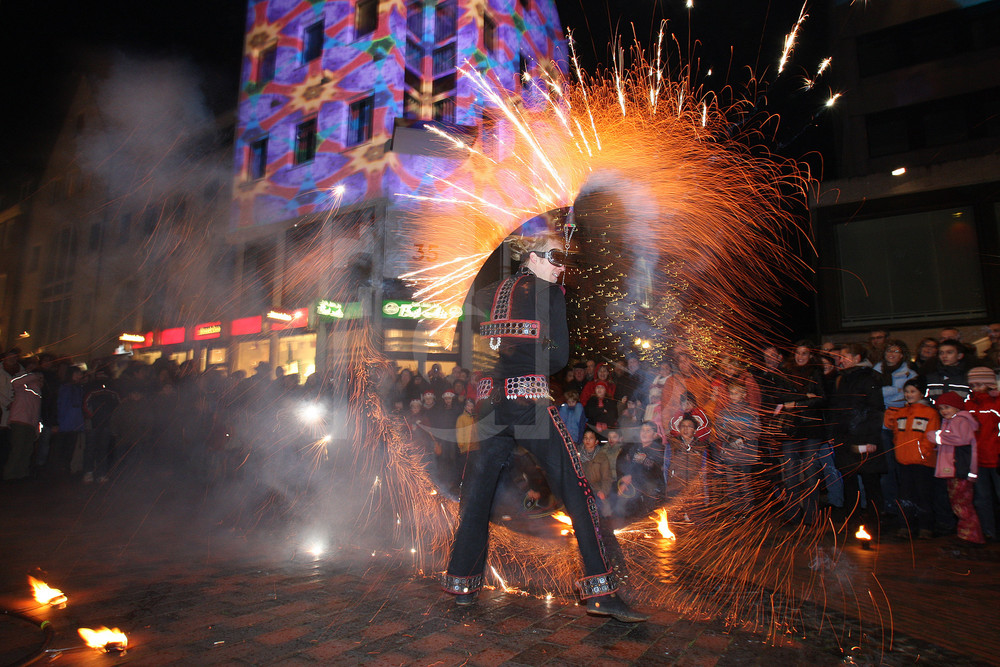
[381,300,464,320]
[315,300,363,320]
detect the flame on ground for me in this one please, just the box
[855,525,872,541]
[28,576,67,606]
[78,627,128,651]
[653,509,676,540]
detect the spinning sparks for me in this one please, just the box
[28,576,67,607]
[778,2,809,74]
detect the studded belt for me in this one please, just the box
[475,375,550,401]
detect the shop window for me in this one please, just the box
[258,46,277,84]
[249,137,268,179]
[432,43,455,76]
[295,118,318,164]
[834,207,986,326]
[348,96,375,146]
[433,97,455,124]
[303,21,324,63]
[434,0,456,42]
[483,13,496,55]
[356,0,378,38]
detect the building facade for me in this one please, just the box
[812,0,1000,347]
[227,0,566,378]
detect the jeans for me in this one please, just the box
[897,463,935,533]
[84,426,114,478]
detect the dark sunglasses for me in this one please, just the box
[531,249,568,267]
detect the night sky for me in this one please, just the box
[1,0,826,198]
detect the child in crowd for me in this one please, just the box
[884,378,940,539]
[579,429,613,518]
[616,421,665,518]
[964,367,1000,541]
[928,392,984,545]
[713,382,761,511]
[584,382,618,435]
[666,415,709,520]
[668,391,711,440]
[558,390,586,445]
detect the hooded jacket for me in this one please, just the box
[964,391,1000,468]
[928,410,979,480]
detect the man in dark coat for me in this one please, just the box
[828,343,886,529]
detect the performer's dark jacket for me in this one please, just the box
[477,269,568,381]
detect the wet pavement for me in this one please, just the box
[1,472,997,666]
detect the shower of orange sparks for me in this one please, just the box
[28,576,67,606]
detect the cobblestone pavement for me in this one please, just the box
[1,474,995,666]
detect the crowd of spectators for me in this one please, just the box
[391,325,1000,545]
[3,323,1000,548]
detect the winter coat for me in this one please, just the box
[8,371,42,426]
[57,383,86,432]
[828,363,886,473]
[83,383,120,430]
[924,361,970,400]
[775,365,826,439]
[964,391,1000,468]
[578,446,612,498]
[455,410,478,453]
[873,361,919,409]
[558,402,586,445]
[929,410,979,480]
[584,395,618,430]
[883,401,939,467]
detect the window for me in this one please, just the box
[295,119,318,164]
[258,46,277,84]
[834,207,986,326]
[303,21,324,62]
[250,137,268,179]
[406,38,423,72]
[433,97,455,124]
[356,0,378,37]
[483,13,496,55]
[866,87,1000,158]
[432,72,455,96]
[432,43,455,76]
[434,1,456,42]
[348,96,375,145]
[88,222,102,251]
[407,1,423,38]
[404,92,421,119]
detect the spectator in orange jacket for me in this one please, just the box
[884,379,940,539]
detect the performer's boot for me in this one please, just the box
[586,594,649,623]
[454,591,478,606]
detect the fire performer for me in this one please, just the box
[441,221,647,622]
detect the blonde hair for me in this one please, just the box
[506,207,572,262]
[508,231,563,262]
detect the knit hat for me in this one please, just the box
[442,390,456,398]
[422,390,435,398]
[593,381,610,392]
[967,367,997,388]
[935,392,965,409]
